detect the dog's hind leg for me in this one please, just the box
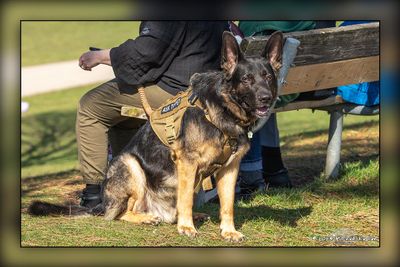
[119,210,162,225]
[104,187,162,224]
[103,193,128,220]
[103,154,147,221]
[117,196,162,225]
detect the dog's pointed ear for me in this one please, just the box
[221,31,242,79]
[262,31,284,71]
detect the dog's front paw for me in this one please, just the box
[221,230,245,242]
[177,225,198,238]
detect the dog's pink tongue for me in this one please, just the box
[256,107,270,117]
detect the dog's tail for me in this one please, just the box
[27,201,102,217]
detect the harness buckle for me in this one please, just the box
[188,93,198,105]
[165,117,176,144]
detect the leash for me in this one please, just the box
[138,87,153,117]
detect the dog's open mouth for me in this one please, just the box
[255,106,270,118]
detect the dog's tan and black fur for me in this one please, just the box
[29,31,283,242]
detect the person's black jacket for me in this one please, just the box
[110,21,229,95]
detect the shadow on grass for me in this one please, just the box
[282,120,378,187]
[21,110,77,168]
[198,204,312,229]
[285,153,378,189]
[283,120,378,141]
[309,176,379,199]
[22,169,80,197]
[235,205,313,228]
[329,181,379,198]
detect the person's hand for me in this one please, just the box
[79,49,111,71]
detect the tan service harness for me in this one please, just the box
[140,88,240,192]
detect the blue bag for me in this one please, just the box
[336,21,380,106]
[337,81,379,106]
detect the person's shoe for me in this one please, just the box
[80,184,102,209]
[264,168,292,188]
[236,171,267,201]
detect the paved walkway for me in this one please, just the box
[21,60,115,97]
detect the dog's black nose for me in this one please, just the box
[258,93,272,103]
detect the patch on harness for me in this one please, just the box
[161,97,182,114]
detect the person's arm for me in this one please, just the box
[110,21,186,87]
[79,49,111,71]
[78,21,186,82]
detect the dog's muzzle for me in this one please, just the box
[255,106,271,118]
[255,89,275,118]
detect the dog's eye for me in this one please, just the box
[262,71,273,81]
[241,74,253,83]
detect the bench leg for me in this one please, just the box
[325,110,343,179]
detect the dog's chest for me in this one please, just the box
[200,140,248,179]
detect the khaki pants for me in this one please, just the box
[76,79,173,184]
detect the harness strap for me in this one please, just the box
[190,92,239,167]
[165,116,176,145]
[149,89,239,193]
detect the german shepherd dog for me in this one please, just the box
[29,31,283,242]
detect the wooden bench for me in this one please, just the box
[121,22,379,181]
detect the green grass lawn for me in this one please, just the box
[21,86,379,246]
[21,21,140,66]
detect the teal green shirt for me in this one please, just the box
[239,21,316,36]
[239,21,316,107]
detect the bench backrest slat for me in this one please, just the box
[283,55,379,95]
[241,22,379,66]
